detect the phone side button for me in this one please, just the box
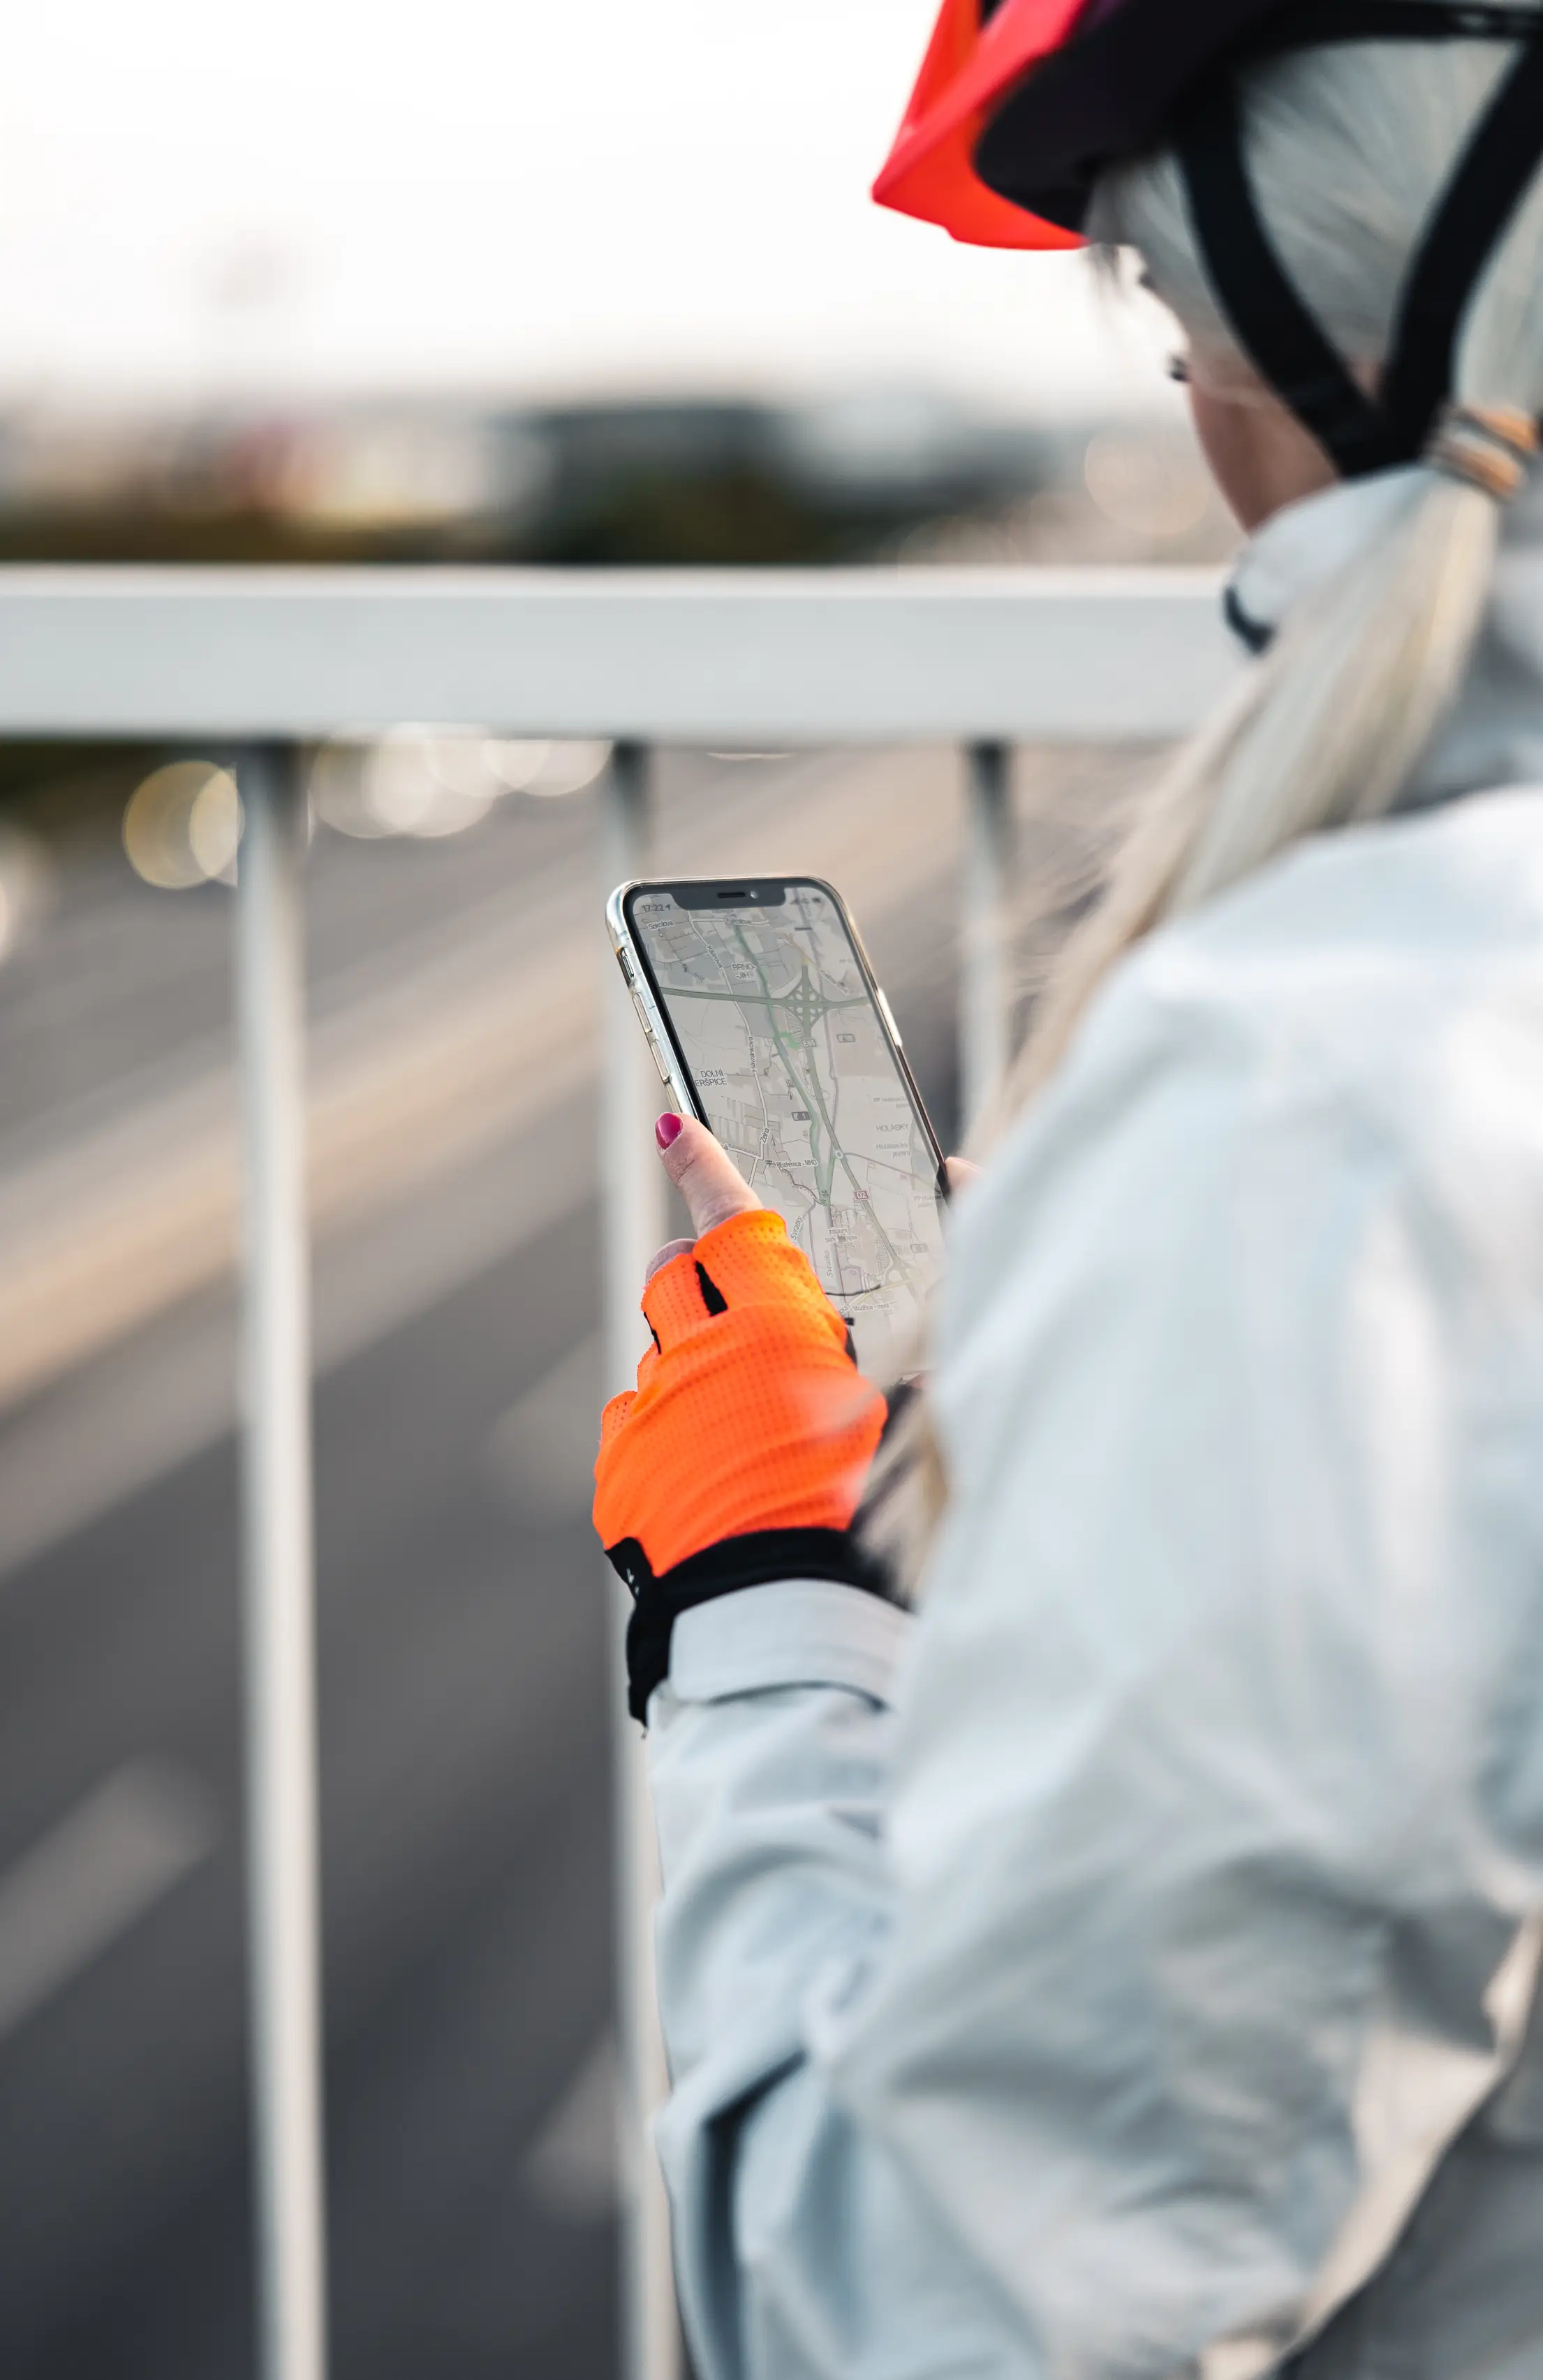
[877,987,903,1047]
[647,1037,671,1084]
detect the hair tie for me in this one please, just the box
[1424,402,1540,503]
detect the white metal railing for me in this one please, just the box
[0,567,1237,2380]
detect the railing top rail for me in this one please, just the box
[0,564,1235,742]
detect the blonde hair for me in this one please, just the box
[871,27,1543,1579]
[999,29,1543,1114]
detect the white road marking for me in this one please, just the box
[0,1092,594,1586]
[483,1332,601,1520]
[521,2031,621,2222]
[0,1761,216,2042]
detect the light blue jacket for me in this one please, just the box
[646,746,1543,2379]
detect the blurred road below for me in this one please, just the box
[0,747,972,2379]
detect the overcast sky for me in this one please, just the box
[0,0,1175,414]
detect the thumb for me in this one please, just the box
[656,1113,762,1239]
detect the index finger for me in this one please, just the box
[655,1113,762,1239]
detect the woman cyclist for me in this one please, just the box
[594,4,1543,2372]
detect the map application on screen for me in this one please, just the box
[629,882,944,1373]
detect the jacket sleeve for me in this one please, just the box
[647,1581,1038,2379]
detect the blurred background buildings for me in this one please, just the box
[0,389,1227,569]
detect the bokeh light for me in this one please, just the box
[520,741,610,797]
[122,762,242,889]
[310,732,612,838]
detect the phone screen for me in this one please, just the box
[626,880,945,1375]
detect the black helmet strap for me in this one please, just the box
[1174,10,1543,478]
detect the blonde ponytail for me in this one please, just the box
[994,472,1498,1114]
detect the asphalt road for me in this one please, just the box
[0,748,969,2380]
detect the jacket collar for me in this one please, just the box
[1225,463,1543,811]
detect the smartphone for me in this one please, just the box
[609,875,946,1376]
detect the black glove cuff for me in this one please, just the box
[605,1528,895,1724]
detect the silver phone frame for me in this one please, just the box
[606,879,700,1120]
[605,873,946,1181]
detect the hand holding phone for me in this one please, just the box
[609,876,945,1377]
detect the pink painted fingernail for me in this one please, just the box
[655,1113,683,1150]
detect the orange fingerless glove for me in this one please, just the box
[593,1208,891,1719]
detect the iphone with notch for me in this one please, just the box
[608,875,946,1377]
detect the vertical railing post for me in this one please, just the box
[600,741,678,2380]
[961,741,1013,1140]
[235,743,329,2380]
